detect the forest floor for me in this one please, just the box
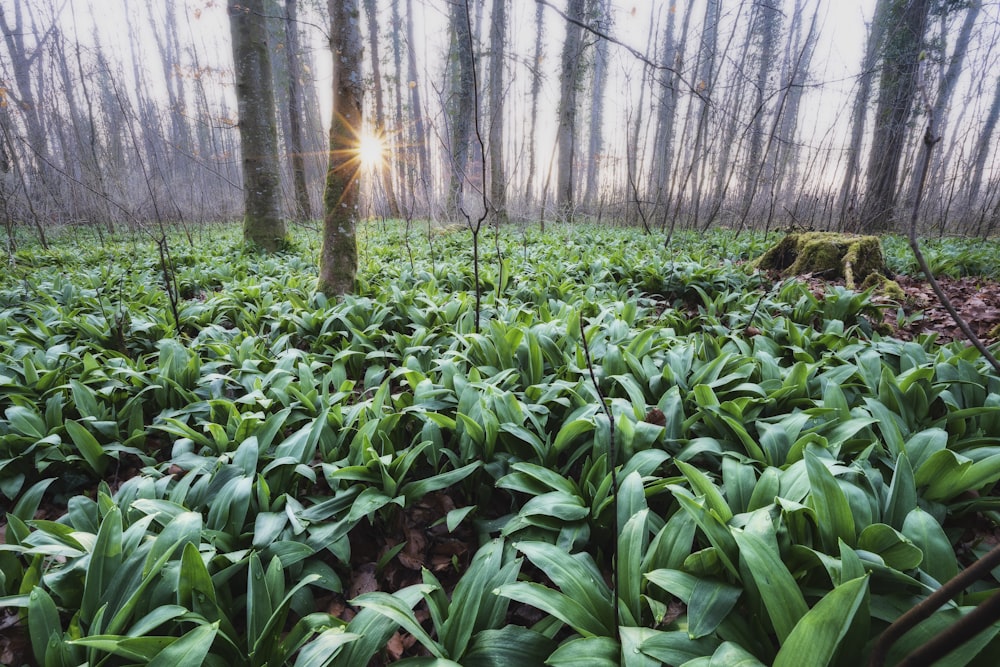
[3,269,1000,665]
[885,274,1000,344]
[792,272,1000,345]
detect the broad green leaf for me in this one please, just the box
[495,580,608,638]
[884,454,916,530]
[634,628,721,665]
[772,575,868,667]
[400,461,481,500]
[514,541,613,632]
[553,417,596,453]
[676,460,733,523]
[65,418,108,475]
[733,528,808,642]
[147,621,219,667]
[462,626,556,665]
[336,585,430,666]
[10,478,55,522]
[687,577,743,639]
[617,509,649,625]
[857,524,922,571]
[292,628,359,667]
[545,636,619,667]
[902,507,958,584]
[28,586,62,665]
[70,635,176,661]
[352,591,445,658]
[82,505,123,625]
[804,449,855,550]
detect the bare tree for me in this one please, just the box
[487,0,507,223]
[583,0,611,210]
[969,77,1000,206]
[446,0,476,218]
[839,0,895,228]
[859,0,933,232]
[363,0,400,218]
[228,0,286,250]
[523,1,545,206]
[319,0,363,296]
[284,0,313,221]
[555,0,587,219]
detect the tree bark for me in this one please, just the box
[584,0,611,210]
[969,76,1000,205]
[405,0,430,193]
[859,0,933,233]
[556,0,587,220]
[228,0,286,251]
[363,0,400,218]
[446,0,475,218]
[487,0,507,223]
[285,0,313,221]
[318,0,363,296]
[839,0,891,227]
[523,1,545,206]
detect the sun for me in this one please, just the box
[358,132,385,169]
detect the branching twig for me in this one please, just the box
[533,0,703,100]
[457,0,489,334]
[579,316,619,636]
[906,78,1000,375]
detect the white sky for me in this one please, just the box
[12,0,998,197]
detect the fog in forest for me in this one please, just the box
[2,0,999,238]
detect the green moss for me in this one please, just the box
[860,272,905,300]
[756,232,887,289]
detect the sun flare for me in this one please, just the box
[357,133,385,169]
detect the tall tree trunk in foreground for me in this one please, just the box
[488,0,507,223]
[228,0,286,251]
[859,0,932,232]
[318,0,363,296]
[285,0,313,221]
[556,0,587,219]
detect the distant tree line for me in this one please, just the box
[1,0,999,245]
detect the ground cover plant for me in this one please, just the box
[3,221,1000,665]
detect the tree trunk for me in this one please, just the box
[363,0,400,218]
[487,0,507,224]
[446,0,475,218]
[741,0,781,216]
[969,76,1000,205]
[584,0,611,210]
[859,0,932,233]
[389,0,407,211]
[228,0,286,251]
[319,0,363,296]
[285,0,313,221]
[405,0,430,194]
[523,1,545,206]
[556,0,587,220]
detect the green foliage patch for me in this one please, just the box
[2,222,1000,665]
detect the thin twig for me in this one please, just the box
[906,79,1000,375]
[579,316,619,636]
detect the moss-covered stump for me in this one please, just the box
[755,232,887,290]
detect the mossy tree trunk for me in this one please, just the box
[317,0,362,297]
[228,0,286,252]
